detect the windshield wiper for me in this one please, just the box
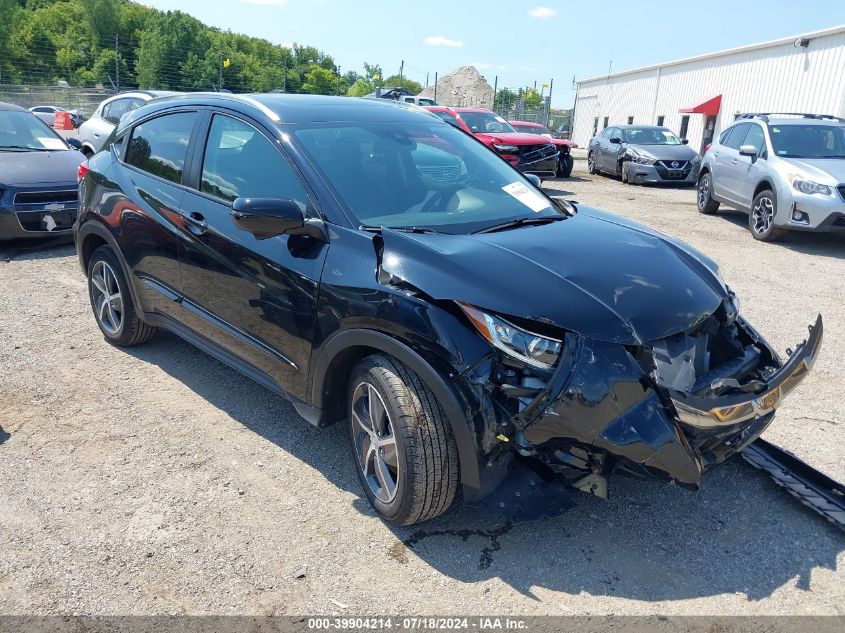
[471,215,567,234]
[360,225,442,234]
[0,145,52,152]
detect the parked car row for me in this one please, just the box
[425,106,577,178]
[28,105,86,128]
[586,114,845,242]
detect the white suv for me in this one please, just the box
[78,91,175,157]
[697,113,845,242]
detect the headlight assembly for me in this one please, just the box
[792,178,833,196]
[625,150,655,165]
[458,303,562,369]
[492,143,519,153]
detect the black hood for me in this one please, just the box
[0,149,84,186]
[380,207,728,345]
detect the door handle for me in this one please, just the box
[731,159,738,164]
[182,211,207,232]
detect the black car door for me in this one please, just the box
[176,111,329,402]
[111,109,202,320]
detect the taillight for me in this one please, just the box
[77,161,89,183]
[703,143,712,154]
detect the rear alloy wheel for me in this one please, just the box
[749,189,786,242]
[348,354,458,525]
[87,245,156,346]
[697,173,720,214]
[557,153,574,178]
[587,151,598,174]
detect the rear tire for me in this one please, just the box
[749,189,786,242]
[87,245,156,346]
[697,172,720,214]
[348,354,459,526]
[557,154,574,178]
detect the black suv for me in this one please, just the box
[75,94,821,525]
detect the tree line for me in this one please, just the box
[0,0,424,96]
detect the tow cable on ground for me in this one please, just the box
[743,438,845,532]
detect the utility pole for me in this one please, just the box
[115,34,120,91]
[336,65,340,96]
[425,72,429,88]
[219,53,223,90]
[492,75,497,112]
[433,72,438,102]
[282,60,287,93]
[547,78,554,125]
[399,60,404,79]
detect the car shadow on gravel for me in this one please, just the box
[0,237,74,262]
[709,210,845,260]
[125,332,844,604]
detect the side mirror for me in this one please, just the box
[681,138,689,145]
[231,197,304,238]
[609,137,622,144]
[739,144,758,158]
[524,173,542,188]
[66,137,82,150]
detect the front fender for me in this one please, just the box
[312,328,483,489]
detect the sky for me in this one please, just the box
[143,0,845,108]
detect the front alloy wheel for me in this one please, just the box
[351,382,399,504]
[587,151,598,174]
[91,260,123,335]
[749,189,785,242]
[348,355,458,525]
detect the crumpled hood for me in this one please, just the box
[380,207,728,344]
[628,143,699,162]
[0,149,84,186]
[476,132,555,146]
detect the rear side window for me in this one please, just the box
[722,123,750,149]
[200,114,310,208]
[103,98,133,125]
[125,112,197,184]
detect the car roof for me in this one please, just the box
[451,107,493,113]
[0,102,28,112]
[509,120,543,126]
[615,125,667,130]
[125,93,438,126]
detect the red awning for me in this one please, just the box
[679,94,722,116]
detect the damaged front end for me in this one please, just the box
[464,300,823,498]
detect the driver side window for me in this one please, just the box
[200,114,312,212]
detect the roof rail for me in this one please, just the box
[736,112,845,123]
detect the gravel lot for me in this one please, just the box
[1,157,843,617]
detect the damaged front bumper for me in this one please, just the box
[671,315,822,429]
[480,314,823,494]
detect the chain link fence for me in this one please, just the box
[0,84,115,117]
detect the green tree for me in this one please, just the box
[302,64,337,95]
[347,78,373,97]
[522,87,543,109]
[382,74,422,94]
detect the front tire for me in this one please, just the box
[749,189,786,242]
[697,172,720,214]
[87,245,156,346]
[587,151,598,175]
[348,355,459,526]
[557,154,574,178]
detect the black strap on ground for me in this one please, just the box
[742,438,845,532]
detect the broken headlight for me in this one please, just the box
[459,303,562,369]
[625,149,655,165]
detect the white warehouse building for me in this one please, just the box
[571,25,845,153]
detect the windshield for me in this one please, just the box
[513,123,551,136]
[292,119,560,234]
[458,112,517,134]
[769,124,845,159]
[0,110,68,151]
[624,127,681,145]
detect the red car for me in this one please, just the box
[424,106,559,179]
[509,120,578,177]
